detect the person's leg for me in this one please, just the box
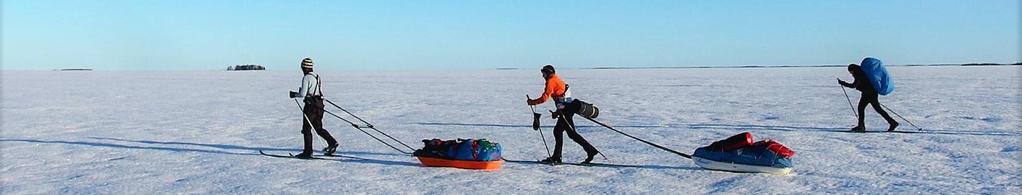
[868,95,899,131]
[300,106,315,156]
[306,99,338,155]
[548,118,567,161]
[310,101,337,146]
[854,95,869,131]
[561,113,598,155]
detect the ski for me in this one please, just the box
[503,159,631,168]
[841,130,921,134]
[258,150,322,159]
[258,150,353,160]
[504,159,590,166]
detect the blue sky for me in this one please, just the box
[2,0,1019,70]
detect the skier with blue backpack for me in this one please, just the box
[838,58,899,132]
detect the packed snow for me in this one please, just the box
[2,66,1019,194]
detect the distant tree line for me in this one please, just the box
[961,63,1021,66]
[227,64,266,71]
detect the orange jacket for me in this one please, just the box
[528,74,566,105]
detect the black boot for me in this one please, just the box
[887,121,900,132]
[582,150,600,164]
[322,143,339,156]
[540,156,561,164]
[293,152,313,159]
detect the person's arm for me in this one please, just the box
[295,74,312,99]
[527,81,554,105]
[851,73,870,90]
[838,78,854,88]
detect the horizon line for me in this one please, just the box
[6,62,1019,72]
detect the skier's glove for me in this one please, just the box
[837,78,851,87]
[549,110,560,119]
[289,91,299,98]
[532,113,542,131]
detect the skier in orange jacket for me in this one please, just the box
[527,64,600,164]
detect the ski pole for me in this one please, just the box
[528,96,552,159]
[323,98,416,151]
[299,99,410,154]
[324,98,376,128]
[323,109,361,128]
[322,109,412,155]
[838,78,857,119]
[537,118,552,159]
[293,99,319,137]
[556,110,610,162]
[880,103,924,131]
[580,116,692,159]
[324,98,415,150]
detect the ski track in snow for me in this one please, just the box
[2,66,1019,194]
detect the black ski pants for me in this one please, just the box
[302,96,337,154]
[857,93,896,127]
[551,102,598,159]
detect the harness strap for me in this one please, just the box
[304,73,323,98]
[313,73,322,97]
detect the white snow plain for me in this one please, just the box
[2,66,1019,194]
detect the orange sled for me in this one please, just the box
[416,156,504,171]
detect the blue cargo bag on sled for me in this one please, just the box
[692,132,796,175]
[413,138,504,170]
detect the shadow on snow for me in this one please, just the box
[0,137,419,167]
[687,123,1018,136]
[414,122,664,129]
[502,159,702,171]
[418,122,1016,136]
[86,137,405,157]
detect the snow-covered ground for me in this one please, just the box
[2,66,1019,194]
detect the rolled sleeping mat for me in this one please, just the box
[571,100,600,119]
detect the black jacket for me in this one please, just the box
[841,71,877,94]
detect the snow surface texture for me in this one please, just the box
[2,66,1019,194]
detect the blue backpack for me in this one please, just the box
[860,57,894,95]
